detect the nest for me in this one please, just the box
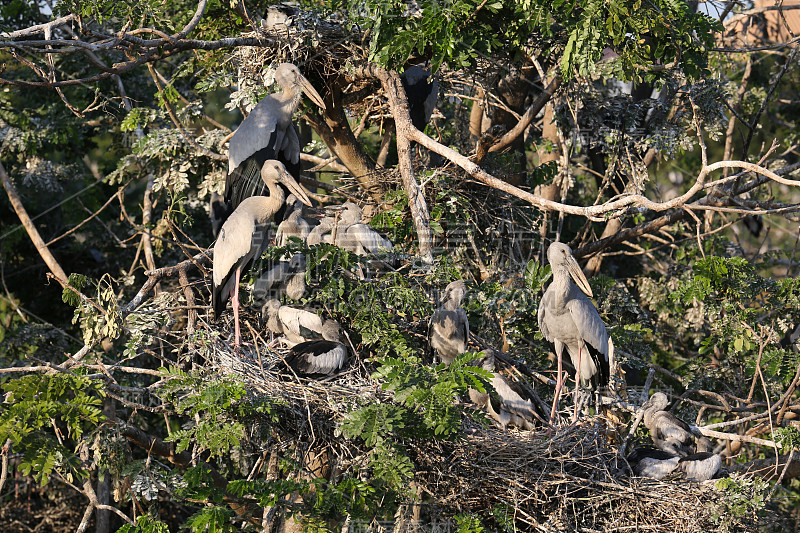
[200,321,751,533]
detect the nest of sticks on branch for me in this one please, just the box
[195,308,762,533]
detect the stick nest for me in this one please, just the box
[200,321,759,533]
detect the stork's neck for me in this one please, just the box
[278,86,302,116]
[442,298,461,312]
[253,179,286,223]
[548,267,578,308]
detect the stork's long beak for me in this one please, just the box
[299,75,326,110]
[277,167,313,207]
[566,255,593,298]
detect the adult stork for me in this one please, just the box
[428,280,469,366]
[642,392,694,456]
[212,161,311,347]
[538,242,614,424]
[223,63,325,225]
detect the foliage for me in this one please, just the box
[713,474,770,532]
[117,514,170,533]
[0,373,105,484]
[159,366,277,457]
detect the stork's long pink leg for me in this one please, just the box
[573,346,582,421]
[232,266,242,348]
[549,351,564,425]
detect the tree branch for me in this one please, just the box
[0,160,68,286]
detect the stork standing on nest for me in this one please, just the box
[212,63,325,233]
[212,161,311,348]
[428,280,469,366]
[538,242,614,424]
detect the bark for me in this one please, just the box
[376,68,434,262]
[0,159,68,286]
[95,398,115,533]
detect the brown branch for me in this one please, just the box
[369,65,433,262]
[488,74,561,153]
[123,251,211,315]
[729,451,800,481]
[0,159,68,286]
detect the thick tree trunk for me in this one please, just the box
[305,78,384,203]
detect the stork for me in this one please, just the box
[222,63,325,226]
[468,350,543,430]
[263,299,340,347]
[428,280,469,366]
[401,65,438,132]
[643,392,695,456]
[334,202,393,256]
[284,320,348,376]
[627,447,682,480]
[307,217,334,246]
[212,161,311,348]
[538,242,614,424]
[677,437,722,482]
[276,200,311,248]
[253,253,307,311]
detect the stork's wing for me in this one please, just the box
[212,211,268,317]
[278,307,323,339]
[566,293,609,357]
[228,97,281,173]
[225,123,301,217]
[428,309,467,364]
[286,340,347,376]
[538,291,554,342]
[346,224,393,254]
[457,308,469,349]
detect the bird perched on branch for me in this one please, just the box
[428,280,469,366]
[538,242,613,424]
[218,63,325,230]
[212,161,311,348]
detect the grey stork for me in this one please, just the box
[538,242,613,424]
[212,161,311,347]
[284,319,348,376]
[467,350,543,430]
[428,280,469,366]
[642,392,694,457]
